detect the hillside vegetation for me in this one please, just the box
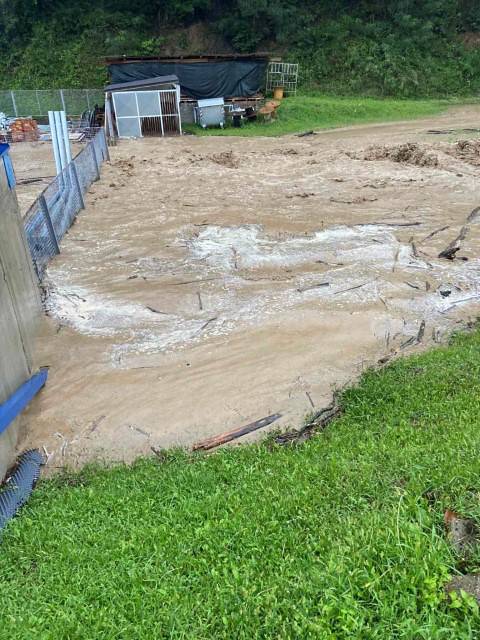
[2,1,480,97]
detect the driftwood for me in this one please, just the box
[438,206,480,259]
[441,295,480,314]
[199,317,217,332]
[146,306,170,315]
[405,281,421,290]
[193,413,282,451]
[297,282,329,293]
[400,320,426,349]
[356,221,421,228]
[275,400,341,445]
[334,282,369,295]
[420,226,449,243]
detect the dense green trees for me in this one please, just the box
[2,0,480,95]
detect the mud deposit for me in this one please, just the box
[20,107,480,468]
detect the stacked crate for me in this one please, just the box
[9,118,39,143]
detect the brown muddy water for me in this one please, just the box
[14,106,480,468]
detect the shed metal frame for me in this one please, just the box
[111,88,182,138]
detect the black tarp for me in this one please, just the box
[108,60,268,99]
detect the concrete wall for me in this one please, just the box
[0,156,41,478]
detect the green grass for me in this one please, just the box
[184,94,455,137]
[2,328,480,638]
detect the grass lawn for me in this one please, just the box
[2,328,480,638]
[183,94,454,137]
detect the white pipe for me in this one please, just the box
[54,111,67,172]
[48,110,62,176]
[60,110,72,163]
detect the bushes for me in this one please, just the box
[1,0,480,96]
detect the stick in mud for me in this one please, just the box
[197,291,203,311]
[297,282,329,293]
[400,319,426,349]
[441,295,480,314]
[146,306,170,315]
[405,281,421,290]
[275,401,341,445]
[438,225,468,259]
[334,282,369,295]
[306,391,315,408]
[199,317,217,332]
[356,222,421,228]
[193,413,282,451]
[392,247,400,273]
[437,205,480,259]
[420,226,449,244]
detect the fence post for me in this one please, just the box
[35,90,42,116]
[91,141,100,180]
[71,162,85,209]
[60,89,66,113]
[39,195,60,255]
[10,91,18,117]
[101,129,110,161]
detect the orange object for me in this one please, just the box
[273,86,284,100]
[9,118,39,141]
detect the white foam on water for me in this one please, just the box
[45,224,480,366]
[187,224,426,272]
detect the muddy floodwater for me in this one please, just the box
[17,106,480,468]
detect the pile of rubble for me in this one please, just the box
[0,114,40,143]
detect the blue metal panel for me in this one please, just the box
[0,143,16,189]
[0,368,48,435]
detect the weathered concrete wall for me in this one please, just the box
[0,156,41,478]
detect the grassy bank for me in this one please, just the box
[2,328,480,638]
[184,94,454,137]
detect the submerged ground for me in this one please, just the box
[12,104,480,467]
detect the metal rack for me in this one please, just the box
[266,62,299,96]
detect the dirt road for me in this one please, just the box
[20,106,480,467]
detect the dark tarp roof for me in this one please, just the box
[105,75,179,92]
[107,60,268,99]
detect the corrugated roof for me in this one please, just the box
[103,53,276,64]
[105,75,179,92]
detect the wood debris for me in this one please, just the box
[193,413,282,451]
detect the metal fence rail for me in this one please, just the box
[24,128,109,280]
[0,89,105,118]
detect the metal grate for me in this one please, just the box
[0,449,43,531]
[23,128,109,280]
[266,62,299,96]
[112,89,182,138]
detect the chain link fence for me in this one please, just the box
[24,128,109,280]
[0,89,104,118]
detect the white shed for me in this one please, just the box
[105,75,182,139]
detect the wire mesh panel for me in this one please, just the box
[36,90,63,114]
[43,167,84,240]
[266,62,299,95]
[73,143,99,193]
[24,128,108,279]
[0,92,15,115]
[23,201,59,280]
[0,89,105,117]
